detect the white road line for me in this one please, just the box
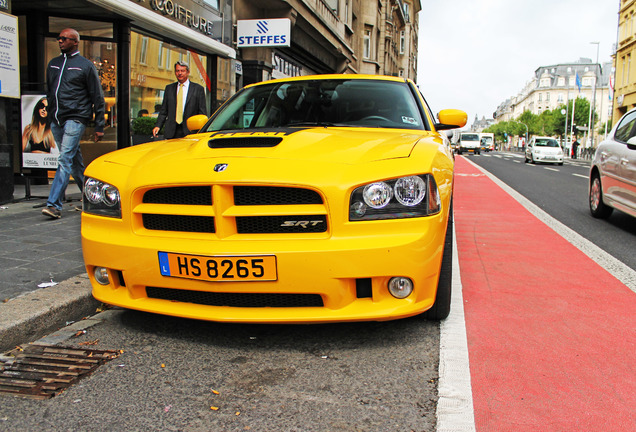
[573,173,588,179]
[513,160,520,163]
[436,226,476,432]
[544,167,559,172]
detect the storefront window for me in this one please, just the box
[46,18,117,165]
[130,31,210,140]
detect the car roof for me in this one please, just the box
[244,74,411,89]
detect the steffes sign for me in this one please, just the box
[133,0,224,39]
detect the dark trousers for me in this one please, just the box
[173,124,186,139]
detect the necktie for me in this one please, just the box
[176,83,184,124]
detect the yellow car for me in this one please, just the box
[82,75,466,323]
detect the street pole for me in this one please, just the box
[564,91,569,149]
[590,42,600,148]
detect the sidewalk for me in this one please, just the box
[0,181,98,351]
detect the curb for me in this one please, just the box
[0,274,100,352]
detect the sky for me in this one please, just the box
[417,0,620,128]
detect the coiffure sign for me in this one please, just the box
[134,0,223,39]
[237,19,291,48]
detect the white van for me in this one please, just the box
[480,133,494,152]
[458,132,481,155]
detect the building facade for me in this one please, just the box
[494,58,612,145]
[614,0,636,121]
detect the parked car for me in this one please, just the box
[458,132,480,155]
[81,75,467,323]
[589,108,636,219]
[524,136,564,165]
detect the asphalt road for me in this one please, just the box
[0,310,440,431]
[466,151,636,271]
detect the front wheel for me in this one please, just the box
[589,174,613,218]
[422,202,453,320]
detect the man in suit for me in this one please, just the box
[153,61,207,139]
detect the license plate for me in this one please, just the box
[158,252,277,282]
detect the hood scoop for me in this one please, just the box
[208,137,283,148]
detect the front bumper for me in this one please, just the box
[533,153,563,163]
[82,213,448,323]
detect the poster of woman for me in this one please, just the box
[21,95,59,169]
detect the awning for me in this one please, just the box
[86,0,235,59]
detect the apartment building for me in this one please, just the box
[494,58,612,142]
[614,0,636,120]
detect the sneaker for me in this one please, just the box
[42,206,61,219]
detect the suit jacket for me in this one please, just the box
[155,80,207,139]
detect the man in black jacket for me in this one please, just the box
[42,28,105,219]
[152,61,207,139]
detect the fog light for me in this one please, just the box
[388,277,413,299]
[94,267,110,285]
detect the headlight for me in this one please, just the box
[349,174,441,221]
[83,178,121,218]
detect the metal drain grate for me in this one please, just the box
[0,344,121,400]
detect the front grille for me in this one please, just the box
[237,215,327,233]
[146,287,324,308]
[143,214,215,233]
[137,185,328,235]
[234,186,323,205]
[143,186,212,205]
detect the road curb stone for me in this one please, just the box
[0,274,99,352]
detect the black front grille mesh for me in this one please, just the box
[143,214,215,233]
[234,186,323,205]
[143,186,212,205]
[146,287,324,308]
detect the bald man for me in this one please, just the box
[42,28,105,219]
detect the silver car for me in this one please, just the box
[589,108,636,219]
[524,136,564,165]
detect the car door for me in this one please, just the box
[606,111,636,213]
[620,136,636,215]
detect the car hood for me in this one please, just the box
[90,127,446,189]
[103,128,430,167]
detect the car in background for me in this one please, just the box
[81,74,467,323]
[458,132,480,155]
[524,136,564,165]
[589,107,636,219]
[480,133,495,152]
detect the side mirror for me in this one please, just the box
[186,115,209,133]
[435,109,467,130]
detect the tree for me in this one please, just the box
[598,119,612,136]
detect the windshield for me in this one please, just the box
[482,137,493,144]
[461,134,479,141]
[203,79,426,131]
[535,139,559,147]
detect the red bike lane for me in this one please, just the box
[453,156,636,431]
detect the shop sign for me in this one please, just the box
[237,19,290,48]
[0,1,8,12]
[0,12,19,99]
[235,61,242,75]
[132,0,224,40]
[272,53,302,79]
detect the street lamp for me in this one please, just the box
[589,41,600,148]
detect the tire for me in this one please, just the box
[422,201,453,320]
[530,155,536,164]
[589,173,613,218]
